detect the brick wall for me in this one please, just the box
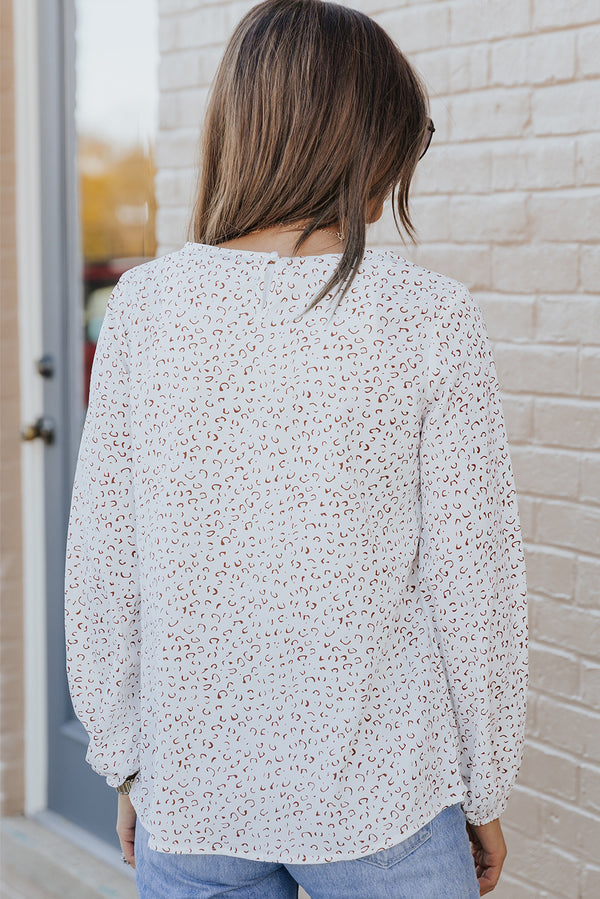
[0,0,25,816]
[156,1,600,895]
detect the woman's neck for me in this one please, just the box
[216,223,346,257]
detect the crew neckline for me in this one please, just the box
[184,241,381,263]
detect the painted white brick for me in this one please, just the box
[425,96,451,147]
[533,0,600,31]
[540,798,600,865]
[409,243,492,291]
[410,196,451,242]
[537,296,600,345]
[155,168,196,208]
[580,348,600,397]
[529,644,580,699]
[158,0,203,14]
[494,343,578,395]
[532,80,600,136]
[491,32,576,87]
[524,29,577,84]
[450,0,531,45]
[535,693,600,762]
[413,144,493,195]
[159,51,198,91]
[411,48,449,95]
[578,24,600,78]
[477,293,535,340]
[518,742,578,802]
[158,91,182,130]
[501,395,533,442]
[524,546,576,600]
[529,190,600,242]
[365,205,397,248]
[155,129,201,170]
[502,785,542,834]
[581,661,600,711]
[536,498,600,557]
[449,42,489,93]
[516,494,535,542]
[449,193,528,243]
[176,86,210,128]
[352,0,411,12]
[448,87,530,141]
[576,557,600,608]
[197,45,224,85]
[156,205,190,251]
[524,691,538,737]
[231,0,267,22]
[533,398,600,449]
[511,445,579,498]
[579,764,600,814]
[576,134,600,186]
[159,16,180,53]
[176,6,236,49]
[492,138,576,191]
[496,825,581,897]
[580,246,600,293]
[580,454,600,504]
[582,865,600,897]
[492,245,579,292]
[229,1,257,23]
[375,5,450,54]
[159,46,221,91]
[489,38,528,88]
[491,874,538,899]
[413,43,490,95]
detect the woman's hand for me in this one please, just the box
[465,817,507,895]
[116,793,137,868]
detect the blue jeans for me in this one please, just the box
[134,802,480,898]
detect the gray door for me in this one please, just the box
[41,0,158,846]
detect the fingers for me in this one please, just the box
[477,863,503,894]
[116,819,137,868]
[119,837,136,869]
[467,833,505,894]
[116,794,137,869]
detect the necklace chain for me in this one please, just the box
[249,222,345,242]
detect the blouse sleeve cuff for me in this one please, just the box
[461,793,510,826]
[106,769,140,790]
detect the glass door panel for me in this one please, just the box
[49,0,158,846]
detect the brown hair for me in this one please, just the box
[188,0,430,316]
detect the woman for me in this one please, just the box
[64,1,528,897]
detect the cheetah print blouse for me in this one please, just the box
[64,242,528,863]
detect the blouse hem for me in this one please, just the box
[131,786,468,865]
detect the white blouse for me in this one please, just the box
[64,243,528,863]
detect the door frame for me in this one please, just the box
[36,0,91,831]
[15,0,154,843]
[23,0,129,844]
[15,0,90,820]
[14,0,47,818]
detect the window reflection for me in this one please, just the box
[75,0,158,405]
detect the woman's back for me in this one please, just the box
[65,242,528,863]
[65,2,527,890]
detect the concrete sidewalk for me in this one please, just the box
[1,813,137,898]
[1,813,313,898]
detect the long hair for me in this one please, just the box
[188,0,430,317]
